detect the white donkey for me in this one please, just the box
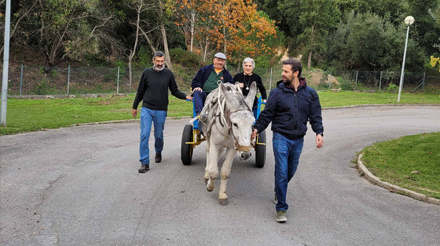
[199,82,257,205]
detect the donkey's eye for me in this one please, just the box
[233,123,238,127]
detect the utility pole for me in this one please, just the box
[1,0,11,126]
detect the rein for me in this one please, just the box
[204,84,253,152]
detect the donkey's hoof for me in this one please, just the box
[219,198,228,206]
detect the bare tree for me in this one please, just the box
[0,0,38,55]
[30,0,118,69]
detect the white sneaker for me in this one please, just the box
[276,210,287,223]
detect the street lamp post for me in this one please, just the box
[397,16,415,103]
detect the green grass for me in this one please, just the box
[1,91,438,135]
[361,132,440,199]
[0,94,193,135]
[318,91,440,107]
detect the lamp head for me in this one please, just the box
[404,16,415,25]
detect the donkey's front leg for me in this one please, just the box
[206,142,222,192]
[218,147,237,206]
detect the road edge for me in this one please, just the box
[357,154,440,206]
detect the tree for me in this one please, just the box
[0,0,38,55]
[324,11,425,71]
[297,0,339,69]
[175,0,277,63]
[407,0,440,57]
[19,0,119,68]
[431,56,440,71]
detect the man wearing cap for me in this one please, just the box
[191,52,234,118]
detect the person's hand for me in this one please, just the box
[238,83,244,88]
[263,99,267,103]
[251,129,258,140]
[193,87,202,92]
[316,134,323,148]
[186,95,193,101]
[132,109,137,118]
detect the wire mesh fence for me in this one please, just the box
[2,65,440,96]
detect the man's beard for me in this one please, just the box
[283,77,292,85]
[154,64,165,71]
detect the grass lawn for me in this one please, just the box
[360,132,440,199]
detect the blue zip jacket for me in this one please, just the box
[191,64,234,90]
[254,78,324,139]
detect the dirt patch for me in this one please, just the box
[306,69,340,87]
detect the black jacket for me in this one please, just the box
[233,72,267,110]
[133,68,187,111]
[254,78,323,139]
[191,64,233,90]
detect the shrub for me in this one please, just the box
[170,48,201,67]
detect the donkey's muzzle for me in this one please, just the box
[239,151,252,162]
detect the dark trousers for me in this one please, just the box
[193,90,208,115]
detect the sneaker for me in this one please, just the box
[274,193,278,204]
[276,210,287,223]
[155,154,162,163]
[138,164,149,173]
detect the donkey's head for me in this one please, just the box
[220,82,257,161]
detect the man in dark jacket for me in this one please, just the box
[132,51,192,173]
[251,58,324,223]
[191,52,234,117]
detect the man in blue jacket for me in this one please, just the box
[252,58,324,223]
[191,52,234,117]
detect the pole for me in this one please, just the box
[328,71,332,90]
[397,25,410,102]
[20,64,23,95]
[1,0,11,126]
[355,71,358,90]
[67,66,70,95]
[422,72,425,92]
[117,66,120,94]
[379,71,383,92]
[269,67,273,91]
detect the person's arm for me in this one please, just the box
[252,90,277,139]
[233,74,244,88]
[256,75,267,101]
[169,73,188,100]
[224,69,234,83]
[132,71,147,117]
[191,68,203,91]
[308,88,324,147]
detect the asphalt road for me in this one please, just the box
[1,105,439,246]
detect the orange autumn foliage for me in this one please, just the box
[174,0,277,62]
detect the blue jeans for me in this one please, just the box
[272,132,304,211]
[193,90,208,115]
[139,107,167,165]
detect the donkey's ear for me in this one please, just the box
[244,82,257,109]
[220,83,240,110]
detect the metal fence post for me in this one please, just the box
[328,71,332,90]
[117,66,120,94]
[67,66,70,95]
[20,64,23,95]
[379,71,383,92]
[422,72,426,91]
[355,71,359,90]
[269,67,273,91]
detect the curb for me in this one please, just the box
[357,154,440,206]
